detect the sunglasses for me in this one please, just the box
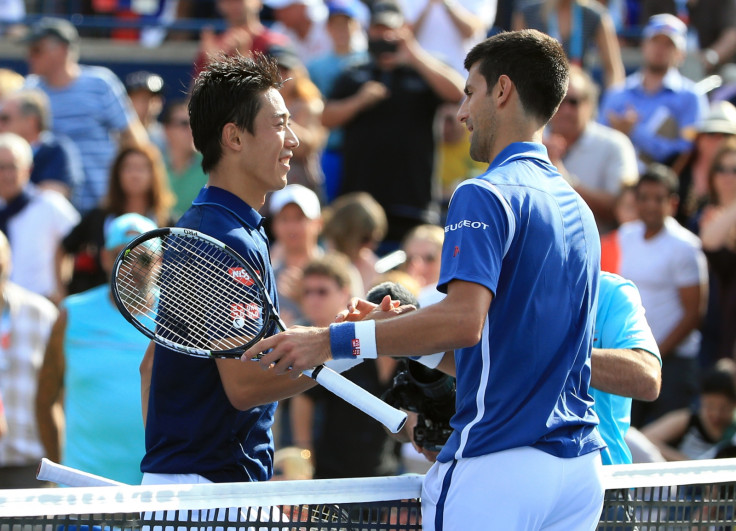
[561,96,585,107]
[406,253,438,264]
[715,165,736,175]
[303,287,331,297]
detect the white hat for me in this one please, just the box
[270,184,321,220]
[643,13,687,51]
[696,101,736,136]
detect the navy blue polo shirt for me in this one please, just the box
[141,186,279,483]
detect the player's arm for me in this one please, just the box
[590,348,661,401]
[35,309,68,464]
[659,283,706,358]
[140,341,154,427]
[119,118,149,149]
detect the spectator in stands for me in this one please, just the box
[640,0,736,74]
[401,224,444,306]
[0,69,23,101]
[0,89,83,199]
[697,139,736,362]
[324,1,464,247]
[194,0,289,76]
[125,71,167,154]
[599,14,708,169]
[268,45,326,200]
[290,265,401,478]
[512,0,624,88]
[619,164,708,427]
[674,101,736,226]
[0,231,58,488]
[0,133,79,303]
[399,0,496,75]
[36,213,156,485]
[321,191,388,294]
[600,184,638,274]
[59,144,174,296]
[545,64,639,231]
[160,99,207,220]
[268,183,324,327]
[266,0,348,65]
[307,0,369,203]
[641,365,736,460]
[22,17,149,213]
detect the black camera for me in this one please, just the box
[382,360,455,452]
[368,38,399,56]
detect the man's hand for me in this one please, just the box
[244,325,332,376]
[607,107,638,137]
[335,295,415,323]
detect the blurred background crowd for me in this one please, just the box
[1,0,736,488]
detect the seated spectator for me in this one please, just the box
[399,0,496,75]
[194,0,289,76]
[600,184,638,273]
[125,71,167,154]
[59,144,174,296]
[641,365,736,460]
[0,89,83,199]
[160,99,207,220]
[321,191,388,293]
[512,0,624,88]
[546,64,638,231]
[268,45,327,201]
[401,223,444,306]
[599,14,708,170]
[0,231,59,488]
[36,213,157,485]
[0,133,79,303]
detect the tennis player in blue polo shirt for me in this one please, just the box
[250,30,606,530]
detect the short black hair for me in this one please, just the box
[636,163,680,196]
[701,366,736,401]
[464,30,569,124]
[365,281,419,307]
[189,53,282,173]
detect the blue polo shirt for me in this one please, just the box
[598,68,707,164]
[141,186,279,483]
[437,142,605,463]
[592,272,661,465]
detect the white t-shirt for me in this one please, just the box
[7,189,80,298]
[399,0,496,73]
[618,217,707,358]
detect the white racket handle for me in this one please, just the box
[37,458,124,487]
[305,366,407,433]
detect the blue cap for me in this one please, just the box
[643,13,687,51]
[327,0,361,19]
[105,213,157,250]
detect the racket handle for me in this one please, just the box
[37,458,124,487]
[305,366,407,433]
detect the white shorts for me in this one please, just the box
[421,447,604,531]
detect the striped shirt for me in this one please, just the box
[25,66,135,212]
[0,283,58,466]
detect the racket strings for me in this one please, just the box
[115,234,266,353]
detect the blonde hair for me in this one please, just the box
[321,192,387,258]
[0,69,24,100]
[0,132,33,170]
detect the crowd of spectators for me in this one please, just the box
[1,0,736,486]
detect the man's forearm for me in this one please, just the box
[590,348,661,401]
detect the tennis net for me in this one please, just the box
[0,459,735,530]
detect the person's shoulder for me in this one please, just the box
[64,283,107,308]
[77,65,125,90]
[5,282,59,316]
[617,219,644,240]
[36,187,77,210]
[663,217,702,248]
[584,121,632,147]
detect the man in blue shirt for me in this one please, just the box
[598,14,707,169]
[139,54,316,490]
[249,30,605,530]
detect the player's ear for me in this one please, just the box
[222,123,243,152]
[496,75,513,107]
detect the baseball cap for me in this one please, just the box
[270,184,321,220]
[125,71,165,95]
[327,0,361,19]
[695,101,736,136]
[264,0,312,9]
[105,213,157,250]
[370,1,403,29]
[20,17,79,45]
[268,45,303,71]
[643,13,687,51]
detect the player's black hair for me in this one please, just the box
[189,53,282,173]
[365,281,419,308]
[637,163,680,196]
[464,30,569,124]
[701,367,736,402]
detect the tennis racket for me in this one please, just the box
[111,227,406,433]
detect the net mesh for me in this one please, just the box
[2,460,736,530]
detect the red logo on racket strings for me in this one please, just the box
[352,338,360,357]
[228,267,260,286]
[231,302,261,329]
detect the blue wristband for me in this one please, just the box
[329,321,378,360]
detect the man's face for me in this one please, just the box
[163,105,195,151]
[300,274,350,327]
[0,147,30,201]
[27,37,66,77]
[239,88,299,196]
[642,34,681,73]
[458,63,495,163]
[549,74,592,139]
[216,0,249,24]
[635,180,675,229]
[404,237,441,288]
[272,203,320,252]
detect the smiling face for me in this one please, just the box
[457,63,495,164]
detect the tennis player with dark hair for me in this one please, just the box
[247,30,606,530]
[139,53,322,488]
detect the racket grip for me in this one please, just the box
[37,458,124,487]
[305,366,407,433]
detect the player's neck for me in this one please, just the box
[208,163,265,211]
